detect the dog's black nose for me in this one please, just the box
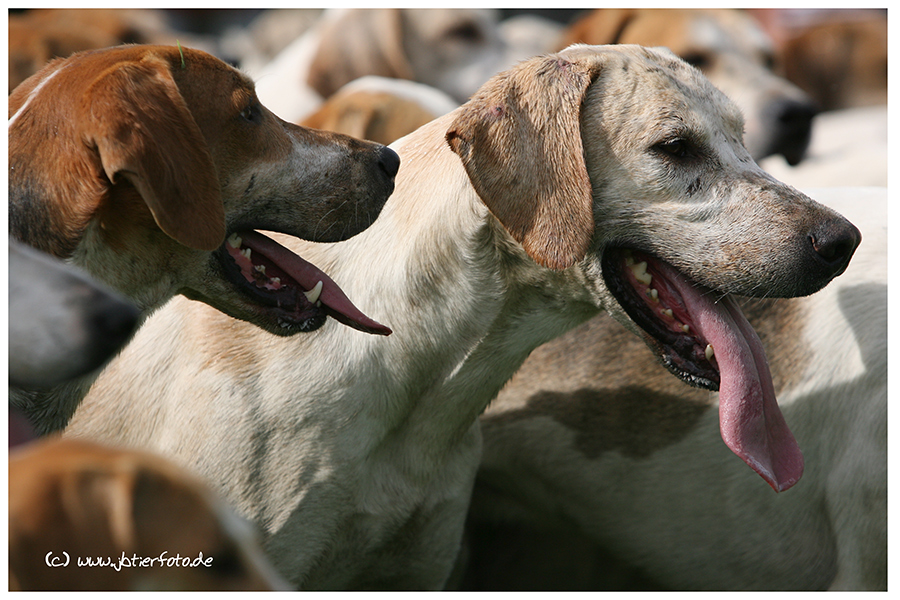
[378,146,401,179]
[809,218,862,275]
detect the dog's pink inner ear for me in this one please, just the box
[446,56,596,271]
[86,56,226,251]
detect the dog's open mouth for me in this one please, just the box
[602,246,803,492]
[218,230,391,336]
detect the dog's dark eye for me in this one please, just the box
[655,138,690,159]
[240,102,261,124]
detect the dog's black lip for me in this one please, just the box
[215,230,328,333]
[601,245,720,390]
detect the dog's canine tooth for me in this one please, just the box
[630,260,652,285]
[304,280,324,304]
[705,344,715,361]
[227,233,243,248]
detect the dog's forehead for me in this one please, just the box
[588,44,745,135]
[154,46,258,110]
[177,46,255,88]
[605,45,727,97]
[66,44,256,97]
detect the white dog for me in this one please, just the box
[469,187,885,590]
[66,45,859,589]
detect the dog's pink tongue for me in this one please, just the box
[679,283,803,492]
[240,231,391,336]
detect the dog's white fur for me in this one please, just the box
[66,45,857,589]
[470,188,885,590]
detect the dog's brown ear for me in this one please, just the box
[446,55,598,270]
[84,55,225,251]
[308,9,414,99]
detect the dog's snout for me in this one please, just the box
[809,218,862,274]
[377,146,401,179]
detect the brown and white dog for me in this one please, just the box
[65,46,859,589]
[559,8,818,165]
[9,438,290,591]
[469,187,885,590]
[8,44,398,433]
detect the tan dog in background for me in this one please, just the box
[469,187,884,590]
[66,45,858,589]
[9,439,290,591]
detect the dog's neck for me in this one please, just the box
[281,115,600,464]
[69,221,185,316]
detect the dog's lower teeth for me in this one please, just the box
[227,233,242,248]
[705,344,715,360]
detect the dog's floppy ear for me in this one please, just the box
[446,54,599,270]
[84,55,225,251]
[308,9,415,99]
